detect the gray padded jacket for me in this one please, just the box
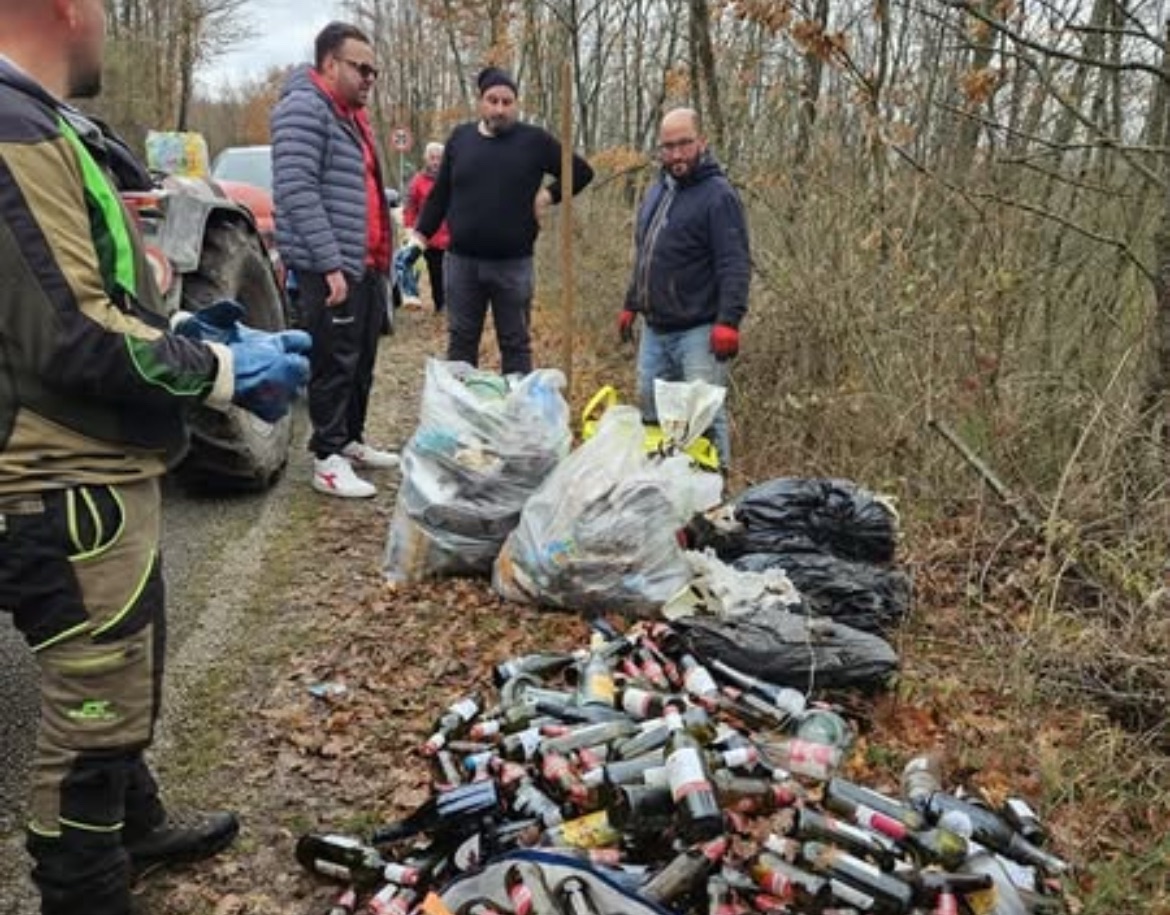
[271,65,381,278]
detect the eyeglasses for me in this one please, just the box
[336,57,379,81]
[658,137,698,154]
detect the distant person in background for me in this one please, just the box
[618,107,750,469]
[403,141,449,313]
[406,66,594,375]
[272,21,399,498]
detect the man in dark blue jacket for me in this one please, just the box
[410,67,593,375]
[272,21,398,498]
[618,107,751,468]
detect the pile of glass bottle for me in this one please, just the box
[296,619,1069,915]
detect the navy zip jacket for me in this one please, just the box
[625,154,750,331]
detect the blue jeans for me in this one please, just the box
[637,323,731,466]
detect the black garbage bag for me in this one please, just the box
[733,551,911,636]
[674,605,900,692]
[687,477,899,564]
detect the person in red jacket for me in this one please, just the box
[403,142,450,313]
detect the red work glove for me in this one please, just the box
[710,323,740,360]
[618,309,638,344]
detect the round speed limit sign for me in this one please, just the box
[390,127,413,152]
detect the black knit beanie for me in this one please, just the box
[476,66,518,96]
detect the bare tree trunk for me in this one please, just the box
[793,0,829,170]
[688,0,723,147]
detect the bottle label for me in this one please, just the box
[382,862,421,885]
[516,728,542,760]
[666,747,712,801]
[829,879,877,909]
[721,746,758,769]
[557,811,621,848]
[684,666,718,697]
[452,698,479,721]
[854,804,907,840]
[470,720,501,739]
[753,864,794,899]
[508,882,534,915]
[311,858,355,881]
[643,765,668,788]
[622,688,653,719]
[965,887,998,915]
[583,671,615,704]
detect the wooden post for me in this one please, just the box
[559,59,575,397]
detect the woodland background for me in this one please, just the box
[83,0,1170,909]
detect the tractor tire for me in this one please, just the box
[176,216,294,491]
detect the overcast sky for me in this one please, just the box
[194,0,346,95]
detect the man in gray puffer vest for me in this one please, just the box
[272,21,398,498]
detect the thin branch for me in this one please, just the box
[888,143,1157,284]
[945,0,1167,82]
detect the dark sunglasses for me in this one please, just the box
[336,57,379,81]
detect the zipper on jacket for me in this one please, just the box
[635,177,676,326]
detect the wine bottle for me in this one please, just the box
[1001,795,1048,846]
[679,653,721,701]
[635,646,672,690]
[512,776,565,827]
[535,698,628,726]
[504,861,565,915]
[576,639,617,708]
[367,884,418,915]
[613,706,715,760]
[704,873,741,915]
[747,850,832,910]
[711,769,800,816]
[539,717,640,755]
[602,782,676,834]
[899,870,994,907]
[493,651,582,686]
[432,749,465,789]
[955,848,1032,915]
[900,753,945,810]
[755,735,843,781]
[708,658,807,721]
[557,876,602,915]
[422,694,482,756]
[640,835,729,904]
[370,779,500,844]
[537,749,590,807]
[323,886,357,915]
[923,792,1069,874]
[580,750,666,788]
[801,841,914,913]
[792,807,901,871]
[295,833,388,886]
[824,777,928,832]
[794,708,853,750]
[663,704,724,842]
[615,684,680,720]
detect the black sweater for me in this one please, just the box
[416,120,593,259]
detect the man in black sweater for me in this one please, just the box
[409,67,593,375]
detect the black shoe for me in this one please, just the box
[125,810,239,877]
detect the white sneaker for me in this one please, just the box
[341,441,400,470]
[313,454,376,498]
